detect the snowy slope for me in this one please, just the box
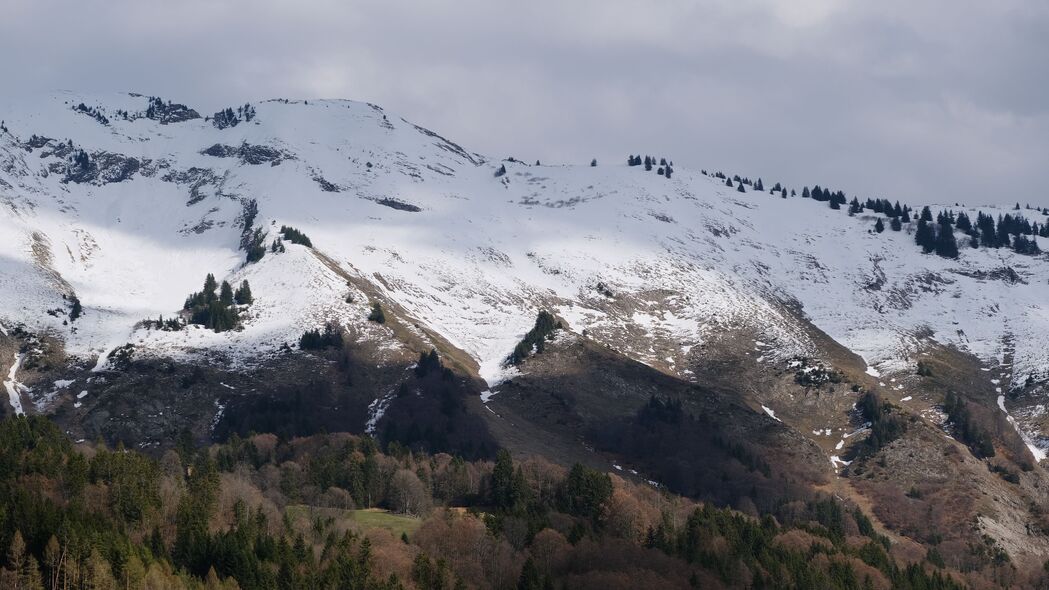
[1,91,1049,447]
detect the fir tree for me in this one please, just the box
[935,224,959,258]
[915,220,936,253]
[890,217,902,231]
[368,302,386,324]
[219,281,234,306]
[234,280,253,305]
[69,296,83,321]
[874,218,885,233]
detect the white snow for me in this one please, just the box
[365,390,396,434]
[900,395,912,402]
[3,352,26,416]
[53,379,74,389]
[76,390,88,399]
[997,394,1046,463]
[0,92,1048,457]
[761,405,782,422]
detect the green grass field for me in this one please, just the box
[347,508,422,536]
[286,505,422,537]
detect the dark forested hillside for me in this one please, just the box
[0,415,979,589]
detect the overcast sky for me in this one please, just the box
[3,0,1047,206]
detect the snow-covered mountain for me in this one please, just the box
[2,90,1049,456]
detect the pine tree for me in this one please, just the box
[874,218,885,233]
[890,217,902,231]
[590,158,597,167]
[204,274,218,301]
[915,220,935,253]
[219,281,234,306]
[368,302,386,324]
[935,224,959,258]
[737,183,746,193]
[234,280,253,305]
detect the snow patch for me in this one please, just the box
[3,353,26,416]
[761,405,782,422]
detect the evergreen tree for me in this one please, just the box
[219,281,234,306]
[494,164,506,177]
[737,183,746,193]
[915,220,936,253]
[203,274,218,301]
[234,280,253,305]
[874,218,885,233]
[590,158,597,167]
[279,226,313,247]
[368,303,386,324]
[935,224,959,258]
[490,449,524,511]
[890,217,902,231]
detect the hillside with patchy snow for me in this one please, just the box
[2,91,1049,455]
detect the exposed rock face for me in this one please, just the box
[201,142,291,166]
[62,150,145,185]
[144,96,200,124]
